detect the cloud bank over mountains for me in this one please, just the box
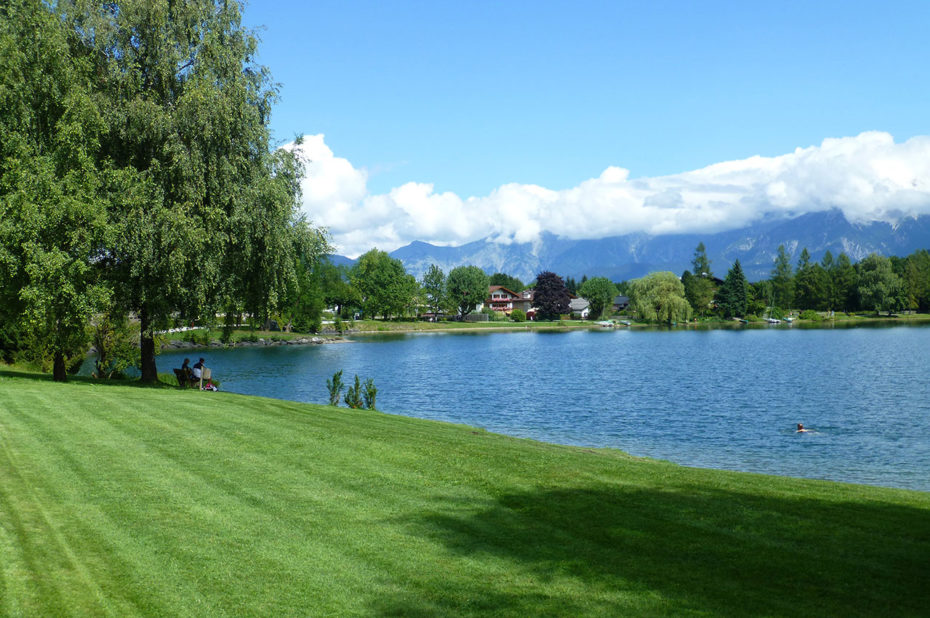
[286,132,930,258]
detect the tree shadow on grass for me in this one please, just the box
[375,484,930,617]
[0,367,178,390]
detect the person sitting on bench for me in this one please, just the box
[192,358,205,381]
[174,358,195,387]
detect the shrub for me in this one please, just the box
[326,370,344,406]
[800,309,822,321]
[362,378,377,410]
[511,309,526,322]
[344,375,363,409]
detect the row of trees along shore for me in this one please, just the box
[290,242,930,330]
[677,242,930,322]
[0,0,330,381]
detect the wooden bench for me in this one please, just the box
[173,368,194,387]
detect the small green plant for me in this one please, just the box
[362,378,377,410]
[326,370,344,406]
[334,316,344,333]
[510,309,526,322]
[344,374,363,409]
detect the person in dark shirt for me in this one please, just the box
[192,358,205,380]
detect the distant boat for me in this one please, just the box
[765,317,781,324]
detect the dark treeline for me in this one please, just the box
[680,243,930,319]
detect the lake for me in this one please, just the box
[154,325,930,492]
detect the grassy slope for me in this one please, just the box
[1,371,928,617]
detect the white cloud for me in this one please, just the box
[288,132,930,257]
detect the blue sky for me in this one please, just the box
[243,1,930,256]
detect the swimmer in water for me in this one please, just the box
[796,423,812,433]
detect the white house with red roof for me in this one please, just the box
[484,286,535,315]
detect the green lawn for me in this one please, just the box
[1,370,928,616]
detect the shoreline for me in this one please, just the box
[155,312,930,351]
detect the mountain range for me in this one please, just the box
[334,209,930,283]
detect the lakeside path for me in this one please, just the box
[1,368,929,615]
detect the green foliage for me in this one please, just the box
[510,309,527,322]
[768,306,786,320]
[903,249,930,311]
[628,272,692,324]
[794,248,830,310]
[312,259,359,318]
[326,370,344,406]
[344,374,363,409]
[489,272,524,292]
[857,254,904,314]
[352,249,417,319]
[0,0,111,380]
[534,271,571,320]
[682,270,715,317]
[564,276,579,295]
[283,233,332,334]
[91,311,139,379]
[185,329,213,347]
[446,265,489,318]
[692,242,713,278]
[747,281,769,316]
[771,245,794,310]
[421,264,448,316]
[716,260,749,319]
[578,277,619,320]
[799,309,822,321]
[50,0,325,382]
[362,378,377,410]
[831,253,858,312]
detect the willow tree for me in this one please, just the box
[62,0,312,382]
[628,271,692,324]
[0,0,111,380]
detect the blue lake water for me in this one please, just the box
[155,325,930,492]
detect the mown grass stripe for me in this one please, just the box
[2,370,929,616]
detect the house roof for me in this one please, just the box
[570,298,590,311]
[488,285,522,298]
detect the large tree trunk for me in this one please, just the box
[139,306,158,383]
[52,350,67,382]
